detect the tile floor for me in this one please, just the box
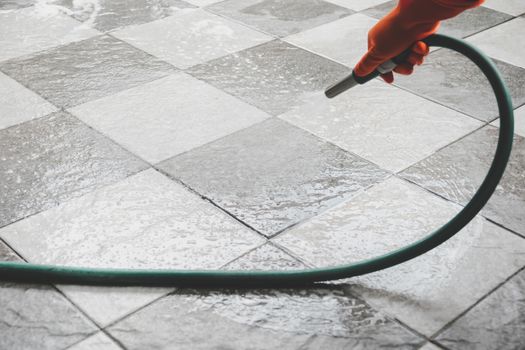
[1,1,524,349]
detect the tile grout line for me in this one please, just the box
[430,264,525,342]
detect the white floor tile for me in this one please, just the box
[113,8,272,69]
[69,73,271,163]
[284,13,377,67]
[0,71,57,130]
[324,0,391,11]
[68,332,121,350]
[275,177,525,335]
[279,80,482,172]
[483,0,525,16]
[491,104,525,137]
[0,6,99,62]
[467,17,525,68]
[0,169,263,269]
[59,285,171,327]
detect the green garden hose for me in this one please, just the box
[0,34,514,287]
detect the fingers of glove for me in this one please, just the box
[380,71,394,84]
[412,41,429,56]
[354,49,386,77]
[393,63,414,75]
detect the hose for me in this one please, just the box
[0,34,514,287]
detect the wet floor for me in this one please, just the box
[1,1,525,349]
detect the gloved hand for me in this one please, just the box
[354,0,484,83]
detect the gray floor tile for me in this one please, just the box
[159,118,389,237]
[393,49,525,122]
[0,6,99,62]
[108,286,423,350]
[363,1,512,38]
[0,35,177,108]
[0,111,147,229]
[275,177,525,335]
[57,0,196,32]
[207,0,353,37]
[112,9,272,69]
[436,268,525,350]
[401,126,525,236]
[187,40,350,115]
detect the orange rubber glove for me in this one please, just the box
[355,0,484,83]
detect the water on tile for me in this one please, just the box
[158,118,389,236]
[187,40,350,115]
[0,111,147,229]
[57,0,196,32]
[393,49,525,122]
[0,35,177,108]
[401,126,525,236]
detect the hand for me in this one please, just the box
[354,0,483,83]
[354,3,436,83]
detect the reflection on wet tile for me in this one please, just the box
[0,111,146,228]
[57,0,195,32]
[0,6,99,62]
[0,169,263,269]
[275,177,525,335]
[0,35,177,108]
[483,0,525,16]
[0,71,57,130]
[207,0,353,37]
[401,126,525,236]
[364,1,512,38]
[108,286,423,349]
[69,332,121,350]
[113,9,272,69]
[468,17,525,68]
[324,0,390,11]
[159,118,389,236]
[280,80,482,172]
[284,13,377,67]
[70,73,271,163]
[0,282,97,350]
[491,104,525,137]
[436,269,525,350]
[187,40,349,115]
[393,49,525,121]
[224,243,306,270]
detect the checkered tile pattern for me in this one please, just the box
[1,1,524,349]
